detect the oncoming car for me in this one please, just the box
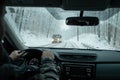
[3,0,120,80]
[52,34,62,43]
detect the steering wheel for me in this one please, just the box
[16,49,43,80]
[23,49,42,66]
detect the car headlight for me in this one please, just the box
[52,39,54,42]
[58,38,60,41]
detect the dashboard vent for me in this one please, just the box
[59,53,97,61]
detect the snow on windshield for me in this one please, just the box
[5,7,120,50]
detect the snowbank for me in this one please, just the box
[69,34,115,50]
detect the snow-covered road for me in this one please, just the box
[37,41,101,49]
[20,31,115,50]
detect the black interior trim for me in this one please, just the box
[5,0,120,10]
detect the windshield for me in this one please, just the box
[5,7,120,50]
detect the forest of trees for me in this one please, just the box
[6,7,120,49]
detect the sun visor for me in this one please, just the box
[5,0,61,7]
[110,0,120,7]
[62,0,111,11]
[5,0,112,10]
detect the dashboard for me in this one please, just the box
[7,48,120,80]
[40,48,120,80]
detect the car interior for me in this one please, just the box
[2,0,120,80]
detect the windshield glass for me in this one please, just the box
[5,7,120,50]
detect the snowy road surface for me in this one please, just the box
[42,41,86,49]
[21,32,115,50]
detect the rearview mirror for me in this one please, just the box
[66,17,99,26]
